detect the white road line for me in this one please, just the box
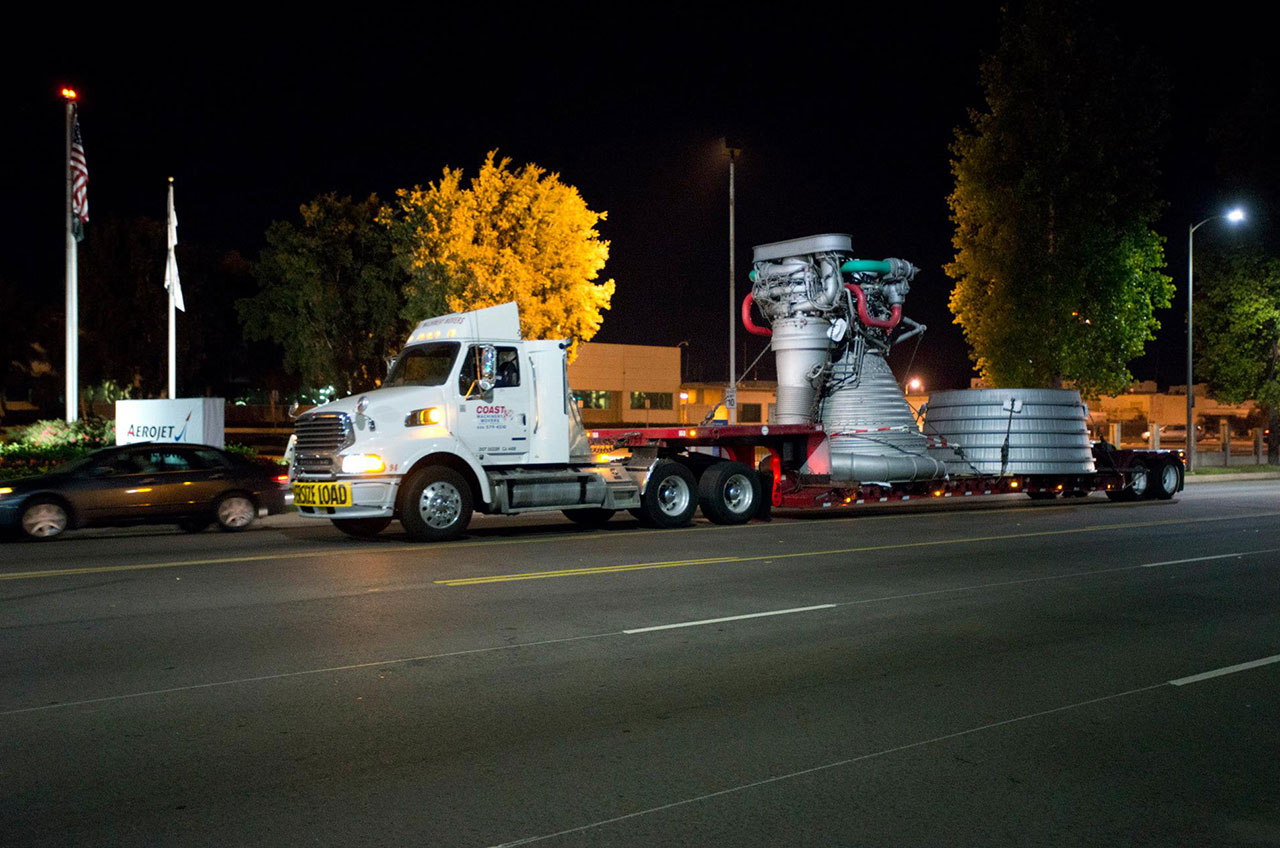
[1169,655,1280,687]
[1141,548,1280,568]
[485,682,1170,847]
[623,604,838,634]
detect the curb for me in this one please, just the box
[1183,471,1280,484]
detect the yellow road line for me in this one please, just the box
[435,512,1280,586]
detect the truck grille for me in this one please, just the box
[294,413,353,456]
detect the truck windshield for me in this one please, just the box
[385,342,460,387]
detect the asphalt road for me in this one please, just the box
[2,481,1278,847]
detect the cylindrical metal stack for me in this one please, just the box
[822,351,947,483]
[922,388,1095,475]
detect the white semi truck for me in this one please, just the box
[289,234,1181,541]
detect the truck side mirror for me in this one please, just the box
[478,345,497,393]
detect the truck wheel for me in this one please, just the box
[401,466,472,541]
[698,461,760,525]
[1148,459,1181,500]
[332,517,392,538]
[637,460,697,528]
[563,508,616,527]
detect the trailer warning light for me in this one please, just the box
[1010,480,1020,488]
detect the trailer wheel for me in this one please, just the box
[400,466,472,541]
[636,460,697,528]
[332,517,392,538]
[698,461,760,525]
[1148,459,1181,500]
[563,508,616,527]
[1114,458,1150,502]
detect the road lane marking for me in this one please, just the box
[4,509,1277,584]
[487,652,1280,847]
[0,632,609,717]
[436,512,1280,586]
[1141,548,1280,567]
[485,681,1173,847]
[437,556,746,585]
[1169,654,1280,686]
[623,604,838,634]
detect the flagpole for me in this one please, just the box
[165,177,183,399]
[63,91,79,422]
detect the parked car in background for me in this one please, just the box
[1140,424,1205,444]
[0,443,290,541]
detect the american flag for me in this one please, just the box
[70,112,89,240]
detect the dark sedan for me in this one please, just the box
[0,443,290,541]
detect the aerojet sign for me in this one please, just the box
[115,398,225,447]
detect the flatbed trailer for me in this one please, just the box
[588,423,1184,511]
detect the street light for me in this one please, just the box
[1186,207,1246,471]
[724,138,741,425]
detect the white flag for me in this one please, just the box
[165,181,185,312]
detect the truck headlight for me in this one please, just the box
[405,407,443,427]
[341,454,386,474]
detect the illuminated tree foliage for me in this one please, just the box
[1195,248,1280,463]
[238,194,405,395]
[946,0,1173,397]
[382,151,615,357]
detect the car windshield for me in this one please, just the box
[384,342,460,387]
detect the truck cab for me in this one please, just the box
[289,303,656,540]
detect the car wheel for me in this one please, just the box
[563,508,616,527]
[637,460,697,528]
[332,517,392,538]
[698,462,760,525]
[177,516,212,534]
[400,466,472,541]
[21,499,69,541]
[216,494,257,532]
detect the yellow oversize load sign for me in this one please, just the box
[293,481,353,508]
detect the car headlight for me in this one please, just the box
[340,454,386,474]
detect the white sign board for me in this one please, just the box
[115,398,225,448]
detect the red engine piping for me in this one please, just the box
[846,284,903,330]
[742,293,772,337]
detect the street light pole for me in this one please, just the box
[725,139,741,425]
[1186,208,1245,472]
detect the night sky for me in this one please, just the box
[7,7,1269,394]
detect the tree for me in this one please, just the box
[945,0,1173,397]
[1195,248,1280,463]
[238,194,406,395]
[381,151,614,355]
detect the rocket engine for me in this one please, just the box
[746,233,946,484]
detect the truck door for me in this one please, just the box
[454,344,531,463]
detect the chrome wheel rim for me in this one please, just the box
[1131,466,1148,496]
[23,503,67,538]
[657,476,691,517]
[420,481,463,529]
[218,497,255,528]
[722,473,754,514]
